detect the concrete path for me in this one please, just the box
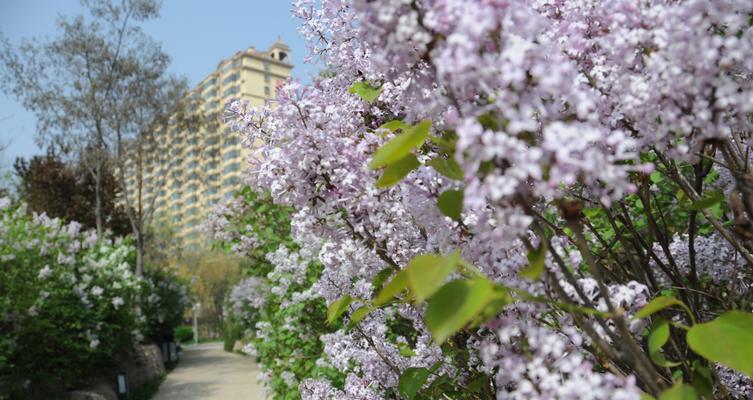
[153,342,266,400]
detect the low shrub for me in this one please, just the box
[0,201,141,396]
[140,267,191,343]
[208,189,344,398]
[174,325,194,344]
[0,199,190,398]
[223,320,242,352]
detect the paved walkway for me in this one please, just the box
[153,342,266,400]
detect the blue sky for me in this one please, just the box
[0,0,318,170]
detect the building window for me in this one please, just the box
[223,149,240,160]
[223,176,240,187]
[223,163,240,174]
[222,72,239,85]
[264,86,270,96]
[223,86,239,97]
[225,137,239,146]
[264,71,270,82]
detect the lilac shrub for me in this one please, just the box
[220,1,753,398]
[208,189,344,399]
[0,200,141,396]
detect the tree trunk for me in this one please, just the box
[135,229,144,276]
[94,160,104,238]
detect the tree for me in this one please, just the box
[13,150,130,236]
[0,0,192,275]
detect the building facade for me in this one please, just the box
[125,39,293,252]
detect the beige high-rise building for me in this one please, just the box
[125,39,293,252]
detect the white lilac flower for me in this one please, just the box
[38,265,52,279]
[112,297,124,309]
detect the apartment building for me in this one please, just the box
[125,39,293,252]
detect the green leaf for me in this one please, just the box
[689,191,724,211]
[427,157,464,180]
[374,270,408,306]
[426,278,494,343]
[379,120,407,132]
[404,251,460,303]
[518,241,547,280]
[372,266,397,295]
[691,361,713,400]
[376,154,421,188]
[469,285,512,327]
[658,382,698,400]
[437,189,464,221]
[327,295,352,324]
[369,120,431,169]
[348,81,382,103]
[635,296,694,322]
[687,310,753,378]
[398,341,415,357]
[398,367,430,400]
[650,171,663,183]
[648,318,680,367]
[348,306,372,328]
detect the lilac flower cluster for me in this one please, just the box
[217,0,753,398]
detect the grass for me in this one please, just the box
[125,361,178,400]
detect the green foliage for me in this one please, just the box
[215,188,297,275]
[376,154,421,188]
[369,120,431,169]
[647,318,679,367]
[518,241,547,280]
[348,81,382,103]
[404,252,459,302]
[140,266,191,343]
[213,188,344,399]
[127,372,167,400]
[327,295,354,324]
[437,189,464,221]
[426,278,496,344]
[687,310,753,378]
[657,382,698,400]
[426,156,464,180]
[223,320,242,352]
[635,295,694,322]
[174,325,194,343]
[398,367,430,399]
[0,202,142,397]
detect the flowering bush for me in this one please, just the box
[140,266,192,343]
[0,198,189,397]
[220,1,753,399]
[0,200,141,395]
[209,189,344,399]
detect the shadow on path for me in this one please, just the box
[153,343,265,400]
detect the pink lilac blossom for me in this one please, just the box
[215,0,753,398]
